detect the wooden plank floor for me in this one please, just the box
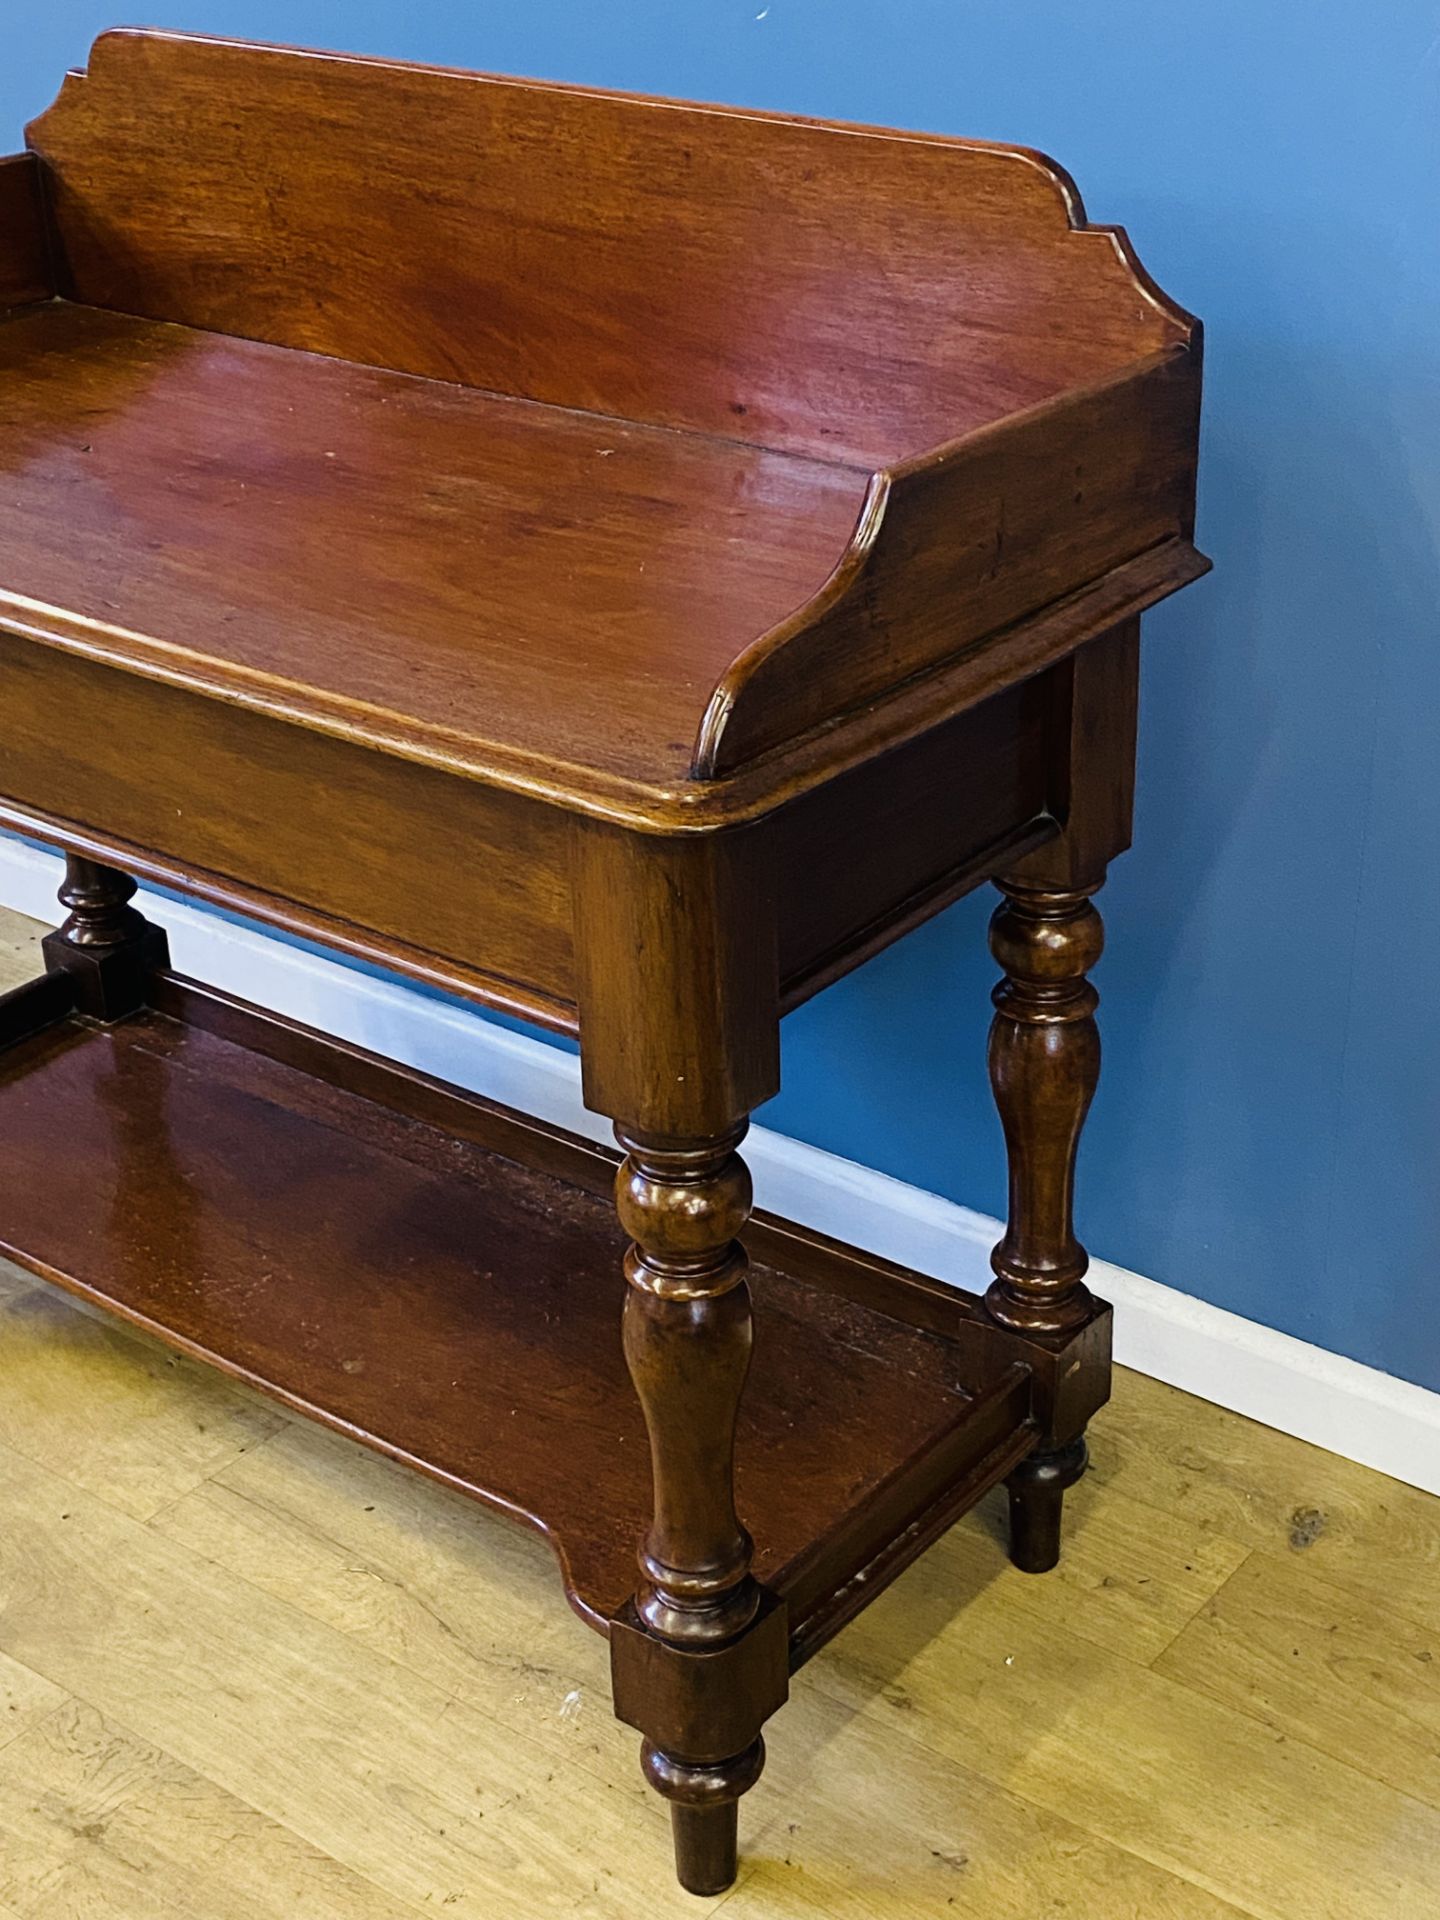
[0,907,1436,1917]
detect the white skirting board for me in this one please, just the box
[4,833,1438,1497]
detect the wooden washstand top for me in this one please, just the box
[0,28,1205,829]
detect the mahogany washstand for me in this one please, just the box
[0,31,1207,1894]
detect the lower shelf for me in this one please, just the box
[0,974,1041,1660]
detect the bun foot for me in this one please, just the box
[642,1737,764,1894]
[1006,1435,1087,1573]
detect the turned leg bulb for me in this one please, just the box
[54,856,149,950]
[985,882,1104,1335]
[616,1125,761,1646]
[43,853,169,1022]
[641,1737,765,1895]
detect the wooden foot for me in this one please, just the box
[985,880,1104,1335]
[1006,1435,1088,1573]
[41,854,168,1021]
[643,1738,765,1895]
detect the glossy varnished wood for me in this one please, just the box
[0,969,73,1050]
[0,617,1141,1035]
[0,307,1202,816]
[986,883,1106,1337]
[31,29,1186,463]
[0,1286,1433,1920]
[613,1124,774,1892]
[0,636,579,1026]
[773,679,1051,1001]
[0,304,862,797]
[0,984,1032,1646]
[5,31,1206,818]
[693,351,1201,775]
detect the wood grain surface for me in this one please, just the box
[0,304,861,794]
[29,28,1189,464]
[3,30,1206,811]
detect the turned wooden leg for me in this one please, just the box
[986,879,1103,1333]
[575,822,785,1893]
[642,1737,766,1896]
[42,854,168,1021]
[986,878,1104,1571]
[614,1122,774,1895]
[1005,1435,1088,1573]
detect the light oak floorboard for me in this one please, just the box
[0,1274,285,1524]
[0,1437,744,1919]
[138,1428,1252,1917]
[0,1698,415,1919]
[147,1420,621,1742]
[145,1419,765,1803]
[0,1648,68,1757]
[800,1548,1440,1920]
[1097,1367,1440,1636]
[0,912,43,989]
[726,1704,1252,1919]
[144,1406,1246,1850]
[913,1473,1245,1665]
[1156,1549,1440,1811]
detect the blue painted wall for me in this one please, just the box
[7,6,1440,1389]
